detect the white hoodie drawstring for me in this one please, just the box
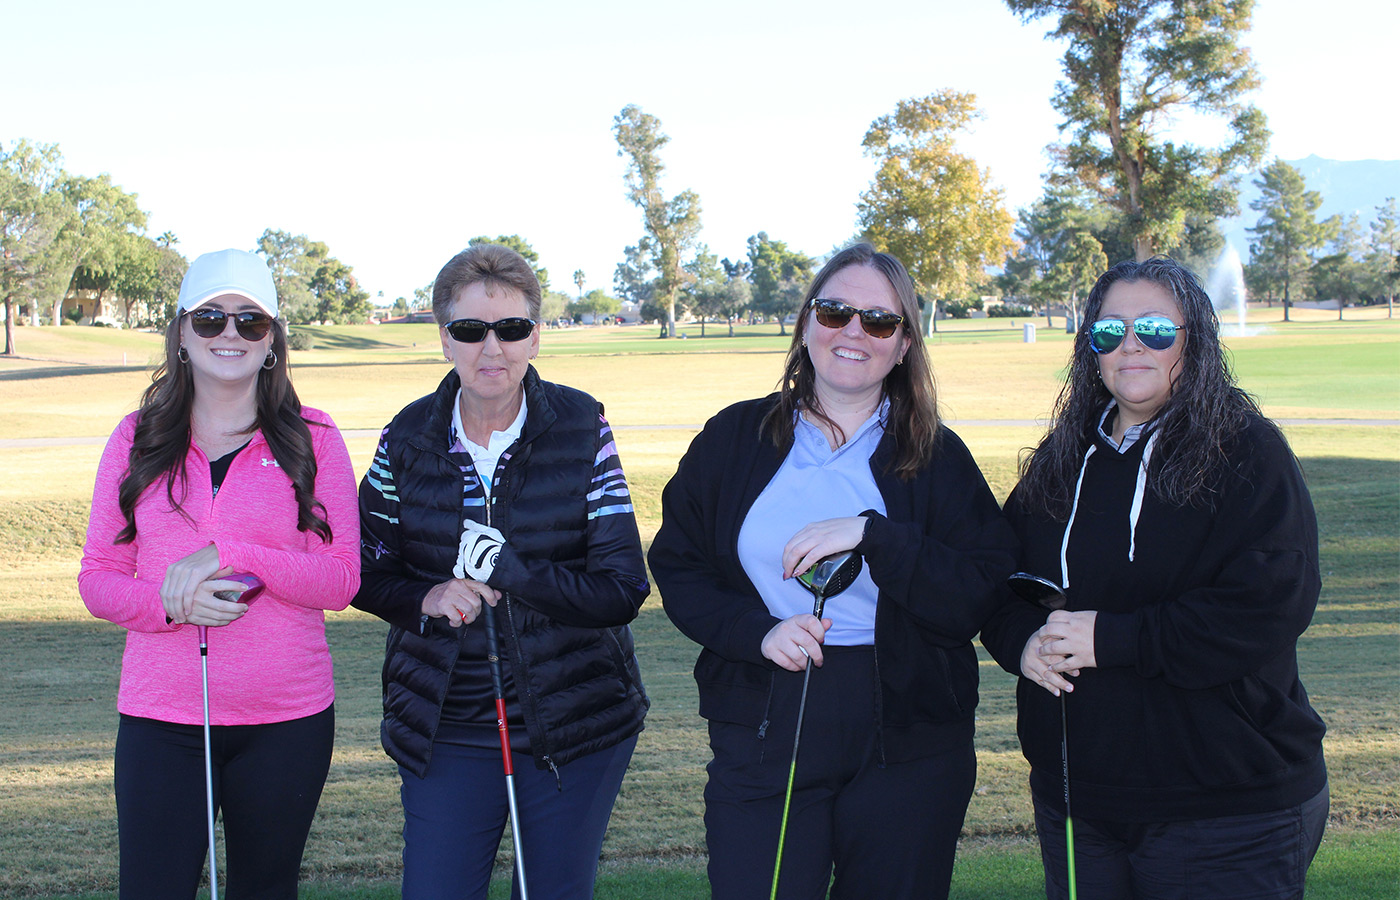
[1127,431,1159,562]
[1059,444,1097,590]
[1061,429,1158,584]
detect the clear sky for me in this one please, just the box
[7,0,1397,303]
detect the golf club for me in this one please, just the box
[212,573,265,604]
[770,550,864,900]
[482,603,529,900]
[1007,572,1077,900]
[199,573,263,900]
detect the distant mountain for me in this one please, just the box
[1222,156,1400,258]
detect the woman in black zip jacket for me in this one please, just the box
[649,244,1017,899]
[352,243,649,900]
[980,258,1328,900]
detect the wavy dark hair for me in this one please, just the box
[1016,257,1267,519]
[761,243,939,480]
[115,315,332,544]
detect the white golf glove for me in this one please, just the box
[455,520,505,582]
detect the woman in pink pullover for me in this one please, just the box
[79,249,360,899]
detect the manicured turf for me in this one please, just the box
[1,312,1395,897]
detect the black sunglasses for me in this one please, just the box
[188,308,274,341]
[811,299,904,339]
[1088,316,1186,354]
[444,317,537,343]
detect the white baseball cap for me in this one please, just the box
[177,249,279,318]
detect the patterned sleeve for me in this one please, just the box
[363,430,401,539]
[351,429,435,632]
[588,415,637,521]
[488,412,649,627]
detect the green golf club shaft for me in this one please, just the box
[769,657,813,900]
[1062,691,1076,900]
[770,592,827,899]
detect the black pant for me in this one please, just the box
[1033,783,1329,900]
[114,706,334,900]
[704,646,976,900]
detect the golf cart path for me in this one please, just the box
[4,420,1397,449]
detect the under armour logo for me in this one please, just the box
[261,458,281,468]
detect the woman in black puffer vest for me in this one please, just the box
[353,244,649,900]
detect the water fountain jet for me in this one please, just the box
[1206,244,1257,337]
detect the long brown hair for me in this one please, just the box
[115,316,332,544]
[1016,257,1267,518]
[761,243,940,479]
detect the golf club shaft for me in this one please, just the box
[769,656,814,900]
[770,592,828,899]
[199,625,219,900]
[1061,691,1076,900]
[483,604,529,900]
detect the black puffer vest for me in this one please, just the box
[376,368,648,777]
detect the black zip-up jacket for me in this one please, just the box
[979,414,1327,822]
[649,396,1018,764]
[353,368,649,776]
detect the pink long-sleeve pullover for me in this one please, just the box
[79,408,360,726]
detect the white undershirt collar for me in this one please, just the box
[450,389,528,496]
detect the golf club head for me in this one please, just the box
[213,573,265,604]
[1008,572,1067,611]
[797,551,863,616]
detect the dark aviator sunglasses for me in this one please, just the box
[811,299,904,339]
[444,317,537,343]
[188,308,274,341]
[1088,315,1186,354]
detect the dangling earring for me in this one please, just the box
[177,346,189,364]
[263,350,277,370]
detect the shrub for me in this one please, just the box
[287,331,315,351]
[988,303,1034,318]
[945,299,985,319]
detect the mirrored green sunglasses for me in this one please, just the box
[1088,316,1186,353]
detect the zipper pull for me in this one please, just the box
[545,756,562,791]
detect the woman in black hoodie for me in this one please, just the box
[980,258,1328,900]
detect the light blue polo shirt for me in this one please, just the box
[736,402,888,646]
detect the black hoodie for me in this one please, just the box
[980,412,1327,822]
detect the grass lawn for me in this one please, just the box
[0,311,1395,897]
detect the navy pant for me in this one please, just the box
[704,646,976,900]
[398,734,637,900]
[114,706,335,900]
[1033,783,1329,900]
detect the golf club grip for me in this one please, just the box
[482,604,506,698]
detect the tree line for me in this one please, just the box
[608,0,1395,336]
[1246,167,1397,320]
[0,140,373,356]
[7,1,1397,358]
